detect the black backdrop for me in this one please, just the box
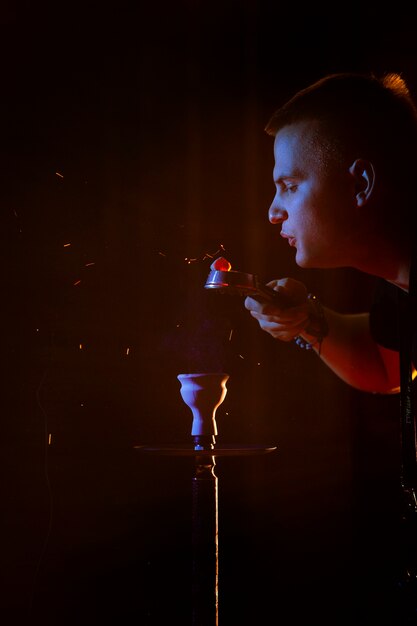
[0,2,415,625]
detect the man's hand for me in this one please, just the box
[244,277,310,342]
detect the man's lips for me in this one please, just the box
[281,232,296,247]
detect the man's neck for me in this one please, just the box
[355,234,411,291]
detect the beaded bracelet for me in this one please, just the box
[293,293,328,355]
[294,335,318,350]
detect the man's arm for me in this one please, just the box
[244,277,402,395]
[300,308,401,394]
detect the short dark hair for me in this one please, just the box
[265,72,417,185]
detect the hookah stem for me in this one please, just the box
[192,454,218,626]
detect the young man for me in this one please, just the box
[244,71,417,621]
[244,72,417,394]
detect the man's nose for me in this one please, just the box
[268,202,287,224]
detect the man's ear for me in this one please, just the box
[348,158,375,207]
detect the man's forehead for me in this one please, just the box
[273,121,322,174]
[274,120,322,149]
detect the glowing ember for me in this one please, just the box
[210,257,232,272]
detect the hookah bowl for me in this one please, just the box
[177,373,229,451]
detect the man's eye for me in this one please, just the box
[285,184,297,193]
[276,180,298,193]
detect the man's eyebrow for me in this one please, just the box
[273,174,299,183]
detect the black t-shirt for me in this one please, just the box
[369,278,417,366]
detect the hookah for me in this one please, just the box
[137,257,277,625]
[137,372,275,626]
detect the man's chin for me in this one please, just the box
[296,253,338,270]
[295,253,324,270]
[294,251,311,268]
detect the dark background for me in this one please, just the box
[0,2,415,624]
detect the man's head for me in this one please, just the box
[266,72,417,278]
[266,72,417,176]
